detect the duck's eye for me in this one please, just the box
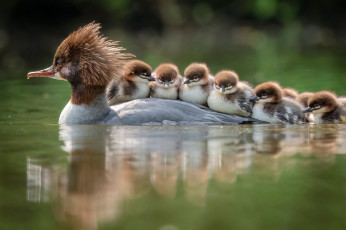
[55,57,61,66]
[193,76,199,80]
[227,84,231,87]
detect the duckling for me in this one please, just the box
[297,92,315,122]
[207,70,254,117]
[303,91,345,123]
[150,63,181,100]
[107,60,155,105]
[179,63,213,105]
[250,81,306,124]
[282,87,299,99]
[297,92,314,107]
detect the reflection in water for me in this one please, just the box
[26,124,346,229]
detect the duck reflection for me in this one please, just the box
[308,124,341,161]
[55,126,134,229]
[151,152,180,198]
[26,124,346,229]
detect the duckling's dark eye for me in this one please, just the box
[193,76,199,80]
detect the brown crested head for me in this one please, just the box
[52,22,133,86]
[297,92,314,107]
[254,81,283,103]
[154,63,180,87]
[124,60,153,82]
[307,91,338,113]
[213,70,238,93]
[183,63,209,85]
[283,88,299,99]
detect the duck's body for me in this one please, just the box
[150,64,181,100]
[28,22,256,126]
[107,60,154,105]
[252,98,305,124]
[303,91,345,124]
[251,82,306,124]
[207,70,254,117]
[59,95,255,125]
[179,63,213,105]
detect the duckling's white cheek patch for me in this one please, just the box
[187,81,201,87]
[133,76,149,84]
[224,87,237,94]
[312,107,328,114]
[258,98,273,103]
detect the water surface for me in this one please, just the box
[1,73,346,230]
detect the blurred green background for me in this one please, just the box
[0,0,345,94]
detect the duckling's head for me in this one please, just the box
[183,63,210,87]
[28,22,133,87]
[213,70,239,94]
[282,88,299,99]
[297,92,314,107]
[304,91,338,114]
[154,63,180,88]
[251,81,283,103]
[124,60,154,83]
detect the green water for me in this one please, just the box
[1,49,346,230]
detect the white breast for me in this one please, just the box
[151,87,178,99]
[179,85,208,105]
[252,104,279,123]
[207,91,247,116]
[132,83,150,100]
[312,113,324,124]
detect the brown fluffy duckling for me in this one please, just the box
[179,63,213,105]
[150,63,181,100]
[303,91,345,123]
[107,60,155,105]
[207,70,254,117]
[250,81,306,124]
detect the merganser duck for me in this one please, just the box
[282,87,299,99]
[303,91,345,123]
[297,92,315,122]
[179,63,213,105]
[250,81,306,124]
[27,22,255,125]
[207,70,254,117]
[107,60,155,105]
[150,63,181,100]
